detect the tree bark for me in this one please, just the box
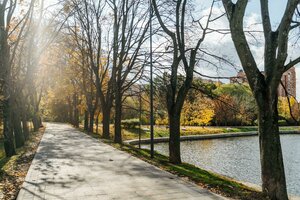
[13,107,25,148]
[3,98,16,157]
[20,104,30,140]
[84,110,89,131]
[22,118,30,141]
[73,94,79,128]
[220,1,297,198]
[74,110,79,128]
[257,92,288,200]
[102,106,111,139]
[1,22,16,156]
[88,111,94,133]
[68,97,73,124]
[32,114,40,132]
[96,113,99,134]
[114,92,122,144]
[168,111,181,164]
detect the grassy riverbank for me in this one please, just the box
[121,126,299,141]
[85,124,300,141]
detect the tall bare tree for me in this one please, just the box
[152,0,215,163]
[66,23,98,131]
[222,0,300,199]
[0,0,36,156]
[71,0,117,138]
[108,0,149,144]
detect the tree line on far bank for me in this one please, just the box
[44,79,300,128]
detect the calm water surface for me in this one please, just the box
[142,135,300,196]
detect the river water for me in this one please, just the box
[142,135,300,196]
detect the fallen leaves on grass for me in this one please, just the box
[0,127,45,200]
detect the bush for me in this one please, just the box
[121,118,140,129]
[278,120,287,126]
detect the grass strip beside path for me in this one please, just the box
[0,127,45,200]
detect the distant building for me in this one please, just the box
[200,78,223,85]
[278,67,296,97]
[230,67,296,97]
[229,70,248,84]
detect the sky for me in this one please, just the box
[197,1,300,100]
[247,1,300,100]
[44,0,300,99]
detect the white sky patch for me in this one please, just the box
[195,2,300,99]
[40,0,300,99]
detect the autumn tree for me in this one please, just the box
[278,96,299,124]
[108,0,149,144]
[181,92,215,126]
[213,83,256,125]
[222,0,300,198]
[65,25,98,130]
[70,0,116,138]
[40,37,85,125]
[0,0,36,156]
[152,0,216,163]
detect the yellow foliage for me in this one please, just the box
[181,95,214,126]
[278,96,299,121]
[190,108,215,126]
[156,117,168,125]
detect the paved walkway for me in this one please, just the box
[17,123,226,200]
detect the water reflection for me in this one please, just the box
[142,135,300,196]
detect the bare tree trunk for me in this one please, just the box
[102,106,111,139]
[88,111,94,133]
[74,110,79,128]
[84,110,89,131]
[114,92,122,144]
[258,93,288,200]
[13,107,25,148]
[220,1,299,198]
[32,114,40,132]
[168,111,181,164]
[20,102,30,140]
[96,113,99,134]
[1,25,16,156]
[38,115,42,127]
[73,93,79,128]
[68,97,73,124]
[3,97,16,157]
[32,98,42,130]
[22,117,30,140]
